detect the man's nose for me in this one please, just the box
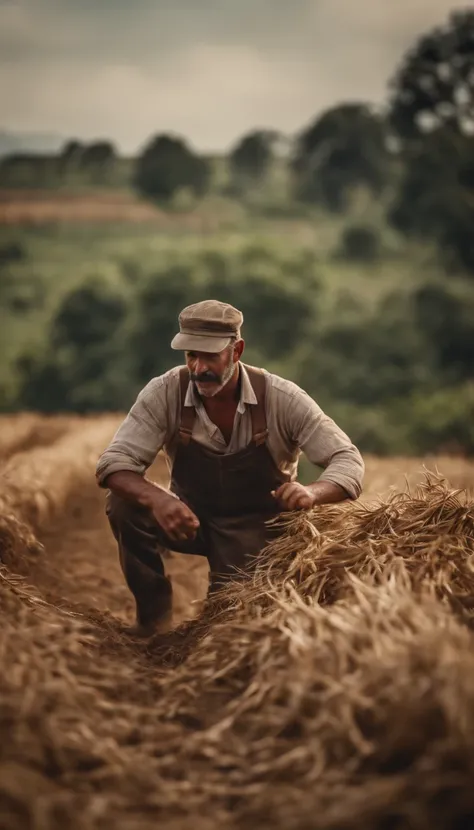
[195,359,210,375]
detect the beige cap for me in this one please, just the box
[171,300,243,352]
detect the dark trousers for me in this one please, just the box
[106,491,279,625]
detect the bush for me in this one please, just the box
[0,242,25,266]
[336,225,381,262]
[413,282,474,383]
[407,384,474,454]
[134,134,210,202]
[17,278,131,412]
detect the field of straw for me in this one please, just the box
[1,414,474,830]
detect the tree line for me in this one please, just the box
[2,10,474,271]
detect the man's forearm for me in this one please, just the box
[104,470,168,508]
[307,480,349,505]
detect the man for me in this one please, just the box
[96,300,364,636]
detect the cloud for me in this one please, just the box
[0,0,316,64]
[0,0,464,151]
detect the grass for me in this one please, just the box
[0,202,446,406]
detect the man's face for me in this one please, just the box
[185,345,236,398]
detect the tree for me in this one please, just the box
[134,134,210,202]
[203,246,319,360]
[79,141,116,170]
[17,279,130,412]
[50,281,126,350]
[0,154,58,188]
[229,130,277,183]
[390,10,474,141]
[293,104,390,210]
[58,140,84,175]
[60,140,84,163]
[412,282,474,382]
[389,128,474,271]
[129,263,201,383]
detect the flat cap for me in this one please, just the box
[171,300,243,352]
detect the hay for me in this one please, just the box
[362,454,474,499]
[1,428,474,829]
[0,414,85,461]
[226,474,474,621]
[2,553,474,829]
[150,574,474,830]
[0,416,120,567]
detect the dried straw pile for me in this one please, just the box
[1,460,474,829]
[0,416,120,567]
[0,414,84,460]
[146,477,474,829]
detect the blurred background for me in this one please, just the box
[1,0,473,457]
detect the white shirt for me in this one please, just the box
[96,364,364,499]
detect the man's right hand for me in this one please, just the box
[149,490,200,543]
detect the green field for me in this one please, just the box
[2,196,472,458]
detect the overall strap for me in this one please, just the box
[178,367,196,445]
[243,364,268,446]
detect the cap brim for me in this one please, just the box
[170,332,232,352]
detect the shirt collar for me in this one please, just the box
[184,363,257,413]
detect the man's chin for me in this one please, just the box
[195,382,221,398]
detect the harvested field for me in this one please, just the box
[0,190,222,230]
[0,414,88,461]
[1,415,474,829]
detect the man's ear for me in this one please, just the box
[234,339,245,362]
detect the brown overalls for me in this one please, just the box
[106,365,289,626]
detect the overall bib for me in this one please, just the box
[106,365,289,626]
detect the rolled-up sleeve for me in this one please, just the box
[287,390,364,499]
[95,378,169,487]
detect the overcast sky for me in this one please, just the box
[0,0,464,153]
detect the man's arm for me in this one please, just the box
[273,479,347,511]
[96,375,200,542]
[274,386,364,511]
[96,377,169,487]
[106,470,200,543]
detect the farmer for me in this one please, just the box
[96,300,364,635]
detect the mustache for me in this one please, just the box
[190,371,221,384]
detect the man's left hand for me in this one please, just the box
[272,482,315,512]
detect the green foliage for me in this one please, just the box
[390,10,474,141]
[60,140,84,163]
[51,280,126,349]
[0,242,25,265]
[129,246,320,384]
[129,264,202,383]
[17,277,131,412]
[336,225,381,262]
[293,104,391,210]
[229,130,277,185]
[407,384,474,454]
[134,134,210,202]
[79,141,116,170]
[0,223,472,455]
[412,281,474,382]
[296,289,430,409]
[390,129,474,272]
[0,154,60,188]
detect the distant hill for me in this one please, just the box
[0,130,65,158]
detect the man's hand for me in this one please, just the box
[272,482,315,512]
[149,490,200,543]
